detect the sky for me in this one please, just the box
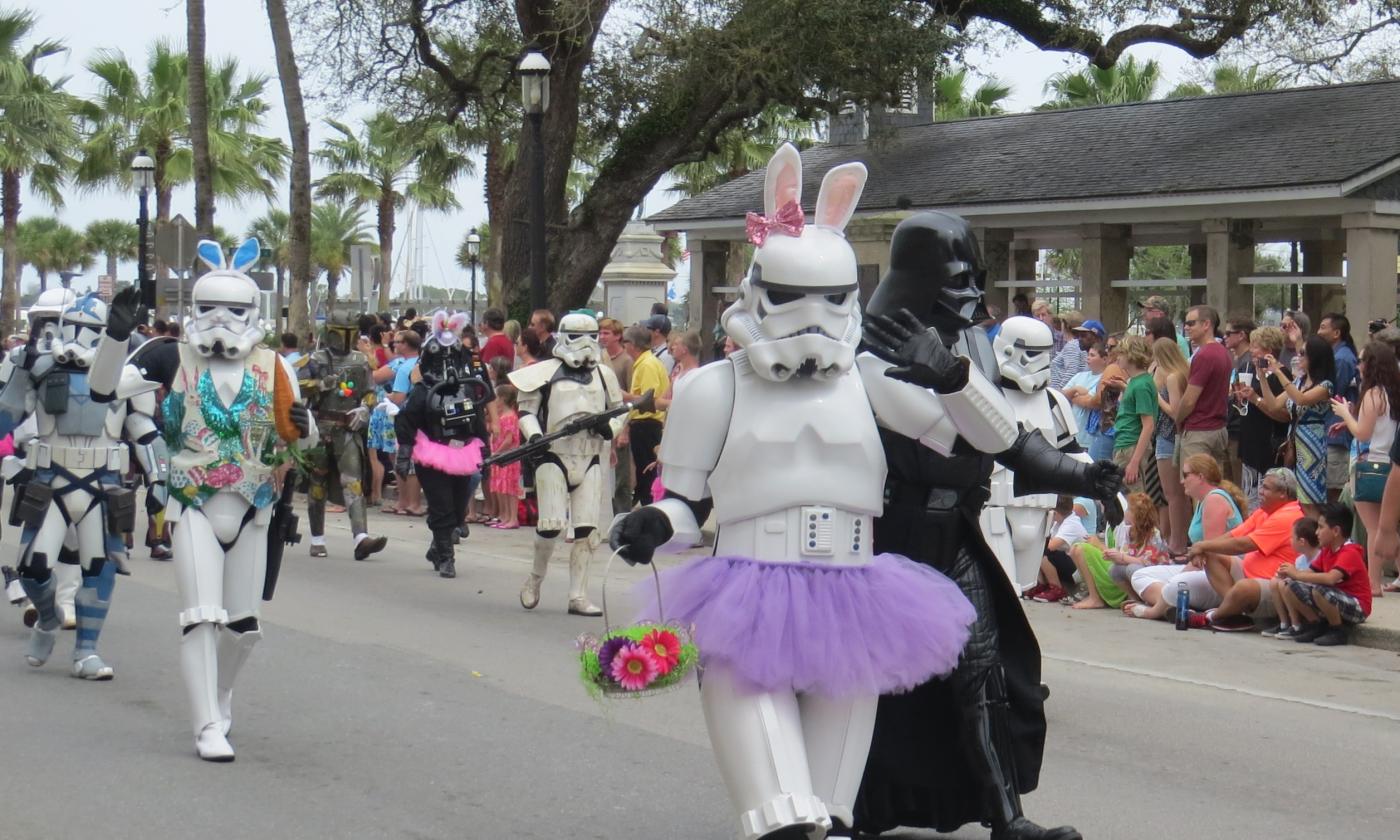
[15,0,1200,300]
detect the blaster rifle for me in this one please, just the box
[482,389,655,470]
[263,472,302,601]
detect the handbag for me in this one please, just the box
[1355,460,1391,503]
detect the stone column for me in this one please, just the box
[977,228,1013,317]
[1343,215,1400,328]
[1080,224,1130,332]
[1012,249,1038,308]
[1188,244,1208,306]
[694,238,732,363]
[1204,219,1256,321]
[1301,238,1346,323]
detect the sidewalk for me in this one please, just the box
[342,497,1400,653]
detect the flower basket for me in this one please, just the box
[577,549,700,698]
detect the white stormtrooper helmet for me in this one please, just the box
[721,143,867,382]
[554,311,601,369]
[992,315,1054,393]
[27,287,76,357]
[186,238,265,360]
[52,292,108,368]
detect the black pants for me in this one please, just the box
[628,419,664,507]
[417,465,471,535]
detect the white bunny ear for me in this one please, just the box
[230,238,261,272]
[196,240,227,272]
[814,162,867,232]
[763,142,803,217]
[448,313,469,332]
[431,310,448,333]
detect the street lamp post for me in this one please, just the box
[466,227,481,327]
[518,49,550,313]
[131,149,156,310]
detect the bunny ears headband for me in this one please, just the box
[197,238,261,274]
[744,143,867,247]
[430,310,470,347]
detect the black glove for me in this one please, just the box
[289,402,312,439]
[1102,493,1125,530]
[1086,459,1125,500]
[863,309,968,393]
[591,414,615,441]
[105,286,142,342]
[608,506,674,566]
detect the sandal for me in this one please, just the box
[1382,580,1400,593]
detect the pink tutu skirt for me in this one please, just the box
[634,553,974,697]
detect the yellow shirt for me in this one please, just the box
[629,350,668,423]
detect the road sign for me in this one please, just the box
[98,275,114,302]
[154,214,198,273]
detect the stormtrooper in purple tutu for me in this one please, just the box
[611,143,1026,840]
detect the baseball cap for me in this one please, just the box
[642,314,672,334]
[1072,319,1106,339]
[1137,295,1170,313]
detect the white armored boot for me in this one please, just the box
[181,623,235,762]
[520,536,553,610]
[216,627,262,736]
[567,539,602,617]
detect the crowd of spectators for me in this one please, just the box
[1008,293,1398,644]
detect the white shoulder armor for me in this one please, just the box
[507,358,563,394]
[658,359,735,501]
[0,346,22,385]
[858,352,959,455]
[116,363,162,401]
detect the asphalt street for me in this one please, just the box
[3,506,1400,840]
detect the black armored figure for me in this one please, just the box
[851,212,1122,840]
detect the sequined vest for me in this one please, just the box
[163,345,284,510]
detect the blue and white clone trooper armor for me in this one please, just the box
[0,286,162,680]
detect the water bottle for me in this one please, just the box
[1174,582,1190,630]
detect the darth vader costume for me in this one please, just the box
[394,311,492,579]
[850,212,1121,840]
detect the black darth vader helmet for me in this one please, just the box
[866,211,989,334]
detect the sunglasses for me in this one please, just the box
[1183,319,1198,327]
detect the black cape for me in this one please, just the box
[853,427,1047,834]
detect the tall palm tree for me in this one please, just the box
[1041,56,1162,108]
[84,218,139,285]
[311,202,372,314]
[1167,63,1282,99]
[314,111,471,311]
[0,11,77,328]
[933,70,1013,120]
[248,207,289,323]
[265,0,313,338]
[75,43,288,229]
[18,217,90,292]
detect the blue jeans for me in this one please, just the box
[1088,430,1116,462]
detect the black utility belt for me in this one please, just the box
[885,480,989,514]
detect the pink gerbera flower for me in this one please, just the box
[640,629,681,675]
[610,643,661,691]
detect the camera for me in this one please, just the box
[1369,318,1389,335]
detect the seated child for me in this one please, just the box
[1026,496,1088,604]
[1260,518,1320,637]
[1071,492,1168,611]
[1273,502,1371,645]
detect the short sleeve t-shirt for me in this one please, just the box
[1052,514,1087,548]
[1310,542,1372,615]
[1064,370,1103,445]
[1231,500,1305,579]
[1113,372,1158,450]
[1184,340,1231,431]
[479,333,515,370]
[391,356,417,395]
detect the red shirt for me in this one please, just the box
[480,333,515,370]
[1311,543,1372,616]
[1184,340,1230,431]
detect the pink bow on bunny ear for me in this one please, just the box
[448,313,469,334]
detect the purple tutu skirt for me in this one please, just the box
[633,553,975,698]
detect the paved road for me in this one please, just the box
[3,508,1399,840]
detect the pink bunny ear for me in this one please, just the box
[432,311,448,334]
[814,162,867,232]
[448,313,469,333]
[763,143,803,217]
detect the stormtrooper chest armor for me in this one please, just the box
[707,356,885,563]
[542,367,610,456]
[1003,388,1076,448]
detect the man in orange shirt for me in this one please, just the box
[1183,468,1305,630]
